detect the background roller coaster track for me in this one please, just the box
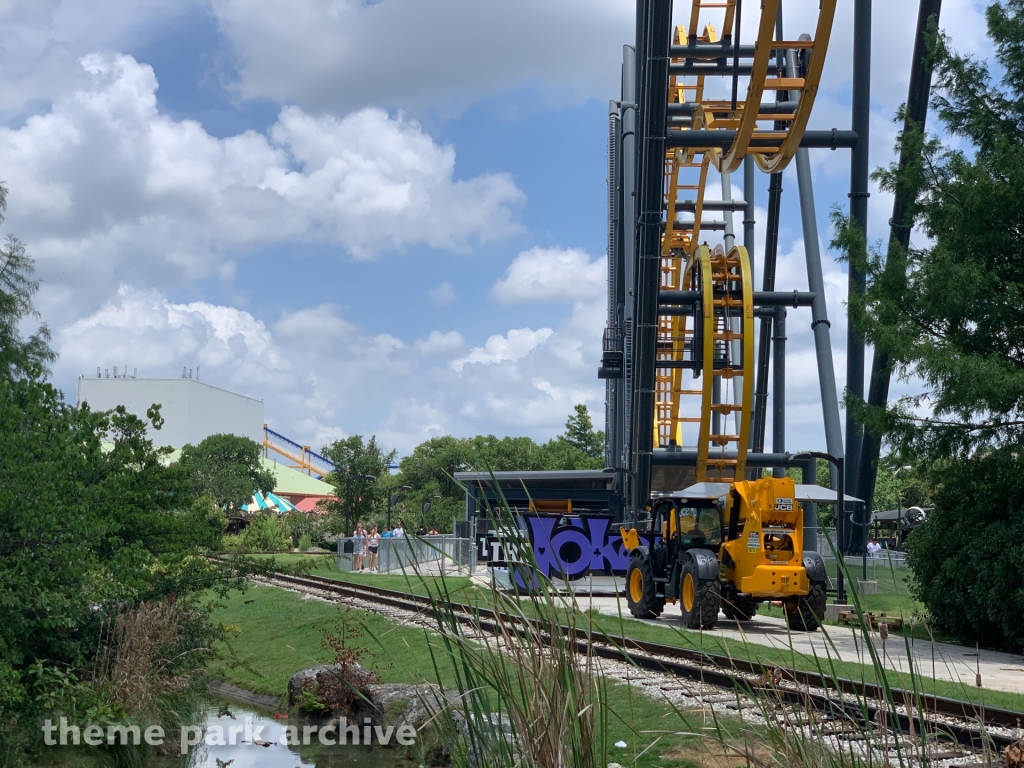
[220,560,1023,752]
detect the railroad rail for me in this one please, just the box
[226,560,1023,757]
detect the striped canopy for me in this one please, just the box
[241,491,298,514]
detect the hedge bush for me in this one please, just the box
[906,450,1024,651]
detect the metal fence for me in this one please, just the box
[336,535,476,576]
[815,529,912,597]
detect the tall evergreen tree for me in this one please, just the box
[834,2,1024,457]
[0,183,56,381]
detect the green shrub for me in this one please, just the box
[239,512,291,552]
[906,450,1024,651]
[298,534,312,552]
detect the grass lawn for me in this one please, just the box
[251,551,479,597]
[231,552,1024,711]
[206,585,755,767]
[581,608,1024,712]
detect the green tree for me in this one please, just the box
[833,2,1024,457]
[562,403,604,458]
[0,380,231,758]
[541,404,605,470]
[321,435,397,531]
[179,433,276,510]
[0,182,56,381]
[469,434,551,471]
[395,435,471,532]
[831,3,1024,648]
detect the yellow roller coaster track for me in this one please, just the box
[654,0,835,483]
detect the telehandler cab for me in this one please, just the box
[620,475,832,631]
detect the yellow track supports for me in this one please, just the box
[653,0,835,483]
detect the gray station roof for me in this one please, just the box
[676,482,863,505]
[453,469,616,490]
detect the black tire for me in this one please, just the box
[680,556,721,629]
[625,556,665,619]
[785,581,827,632]
[723,594,759,622]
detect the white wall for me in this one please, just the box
[76,378,264,449]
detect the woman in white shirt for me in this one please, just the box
[367,526,381,572]
[352,523,367,570]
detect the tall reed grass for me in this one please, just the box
[370,482,1003,768]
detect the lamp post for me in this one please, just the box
[387,485,412,529]
[894,465,912,551]
[344,472,376,537]
[421,495,441,529]
[793,451,847,605]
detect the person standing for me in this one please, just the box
[352,523,367,571]
[367,526,380,572]
[393,521,405,538]
[867,537,882,558]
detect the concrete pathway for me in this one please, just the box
[573,593,1024,696]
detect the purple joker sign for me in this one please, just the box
[478,515,657,579]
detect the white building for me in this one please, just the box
[76,377,264,449]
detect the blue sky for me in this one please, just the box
[0,0,991,455]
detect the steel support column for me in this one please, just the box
[743,156,755,279]
[620,46,638,484]
[629,0,672,509]
[772,306,786,477]
[605,100,621,469]
[750,172,783,456]
[795,147,845,489]
[845,0,872,553]
[855,0,942,524]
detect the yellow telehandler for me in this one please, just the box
[620,475,832,631]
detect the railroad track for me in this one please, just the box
[220,560,1022,761]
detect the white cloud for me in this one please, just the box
[492,247,606,304]
[416,330,463,357]
[450,328,554,373]
[0,0,196,117]
[56,286,606,453]
[428,282,456,305]
[210,0,632,114]
[1,52,524,325]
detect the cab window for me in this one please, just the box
[677,505,722,546]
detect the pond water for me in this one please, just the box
[163,703,412,768]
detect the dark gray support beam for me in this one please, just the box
[800,458,819,552]
[666,129,858,149]
[751,172,784,456]
[659,290,815,307]
[670,220,728,231]
[629,0,673,510]
[743,155,756,279]
[669,43,757,58]
[668,101,797,116]
[658,307,789,320]
[620,45,637,484]
[669,63,781,76]
[855,0,942,523]
[674,199,749,212]
[605,100,621,470]
[652,450,795,467]
[772,306,786,477]
[795,148,844,486]
[668,42,831,59]
[845,0,872,554]
[790,45,845,492]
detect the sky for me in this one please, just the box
[0,0,993,457]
